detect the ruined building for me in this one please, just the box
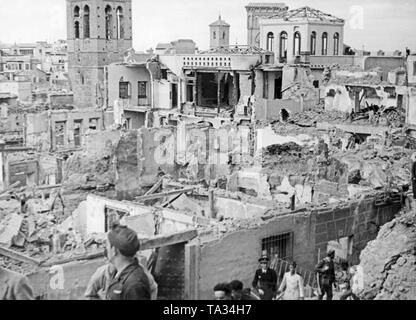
[66,0,133,108]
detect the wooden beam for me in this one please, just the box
[0,181,21,196]
[140,229,198,251]
[0,245,42,266]
[145,177,165,196]
[161,193,183,208]
[135,187,198,202]
[39,230,198,267]
[40,249,106,267]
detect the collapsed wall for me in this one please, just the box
[64,130,121,191]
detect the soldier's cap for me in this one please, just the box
[108,225,140,257]
[258,256,270,263]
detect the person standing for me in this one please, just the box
[252,255,278,300]
[104,225,151,300]
[315,250,336,300]
[277,262,304,300]
[0,266,34,300]
[85,254,158,300]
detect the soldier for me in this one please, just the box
[252,255,278,300]
[315,250,336,300]
[103,225,151,300]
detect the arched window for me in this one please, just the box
[293,32,301,56]
[310,32,316,55]
[213,31,216,40]
[322,32,328,55]
[74,21,80,39]
[279,32,288,60]
[105,5,112,40]
[222,32,226,40]
[266,32,274,51]
[333,33,340,55]
[83,5,90,39]
[116,7,124,39]
[74,6,80,18]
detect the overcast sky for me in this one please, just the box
[0,0,415,52]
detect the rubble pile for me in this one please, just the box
[286,105,348,125]
[359,207,416,300]
[64,130,121,191]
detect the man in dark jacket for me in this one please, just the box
[315,250,336,300]
[252,256,277,300]
[104,225,151,300]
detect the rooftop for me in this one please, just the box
[267,6,344,24]
[246,2,288,8]
[209,15,230,27]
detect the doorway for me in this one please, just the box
[171,84,178,108]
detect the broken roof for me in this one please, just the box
[267,6,345,24]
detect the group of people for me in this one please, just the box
[213,255,305,301]
[2,224,364,301]
[213,249,364,301]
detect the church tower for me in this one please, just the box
[209,15,230,49]
[66,0,133,108]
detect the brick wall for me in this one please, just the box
[314,193,403,265]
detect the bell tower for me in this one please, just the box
[66,0,133,108]
[209,15,230,49]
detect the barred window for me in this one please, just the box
[138,81,147,98]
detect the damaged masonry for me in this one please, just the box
[1,0,416,301]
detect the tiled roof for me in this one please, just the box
[209,15,230,27]
[268,6,344,23]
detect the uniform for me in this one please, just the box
[252,267,277,300]
[106,260,151,300]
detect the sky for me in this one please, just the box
[0,0,415,52]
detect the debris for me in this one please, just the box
[0,245,42,266]
[0,213,23,246]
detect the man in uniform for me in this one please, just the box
[0,266,34,300]
[104,225,151,300]
[315,250,336,300]
[251,255,277,300]
[85,254,158,300]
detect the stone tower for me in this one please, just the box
[66,0,133,108]
[246,3,288,47]
[209,15,230,49]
